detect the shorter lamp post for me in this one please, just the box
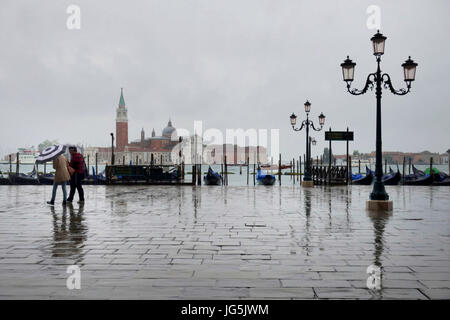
[290,101,325,187]
[110,133,115,165]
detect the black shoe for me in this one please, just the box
[78,200,85,203]
[47,201,55,206]
[66,199,73,203]
[62,201,67,206]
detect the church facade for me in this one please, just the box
[84,89,181,165]
[84,88,268,166]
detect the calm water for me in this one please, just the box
[1,163,448,187]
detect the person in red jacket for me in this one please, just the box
[67,146,85,203]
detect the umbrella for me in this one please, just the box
[35,145,67,164]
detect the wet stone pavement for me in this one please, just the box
[0,185,449,299]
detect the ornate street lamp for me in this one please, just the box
[290,101,325,187]
[341,30,417,209]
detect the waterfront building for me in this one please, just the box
[84,89,180,165]
[80,89,269,166]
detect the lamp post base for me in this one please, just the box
[366,200,393,211]
[301,180,314,188]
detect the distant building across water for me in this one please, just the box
[84,88,268,165]
[333,150,450,165]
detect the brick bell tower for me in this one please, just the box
[115,88,128,150]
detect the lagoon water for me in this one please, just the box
[0,183,448,299]
[1,163,449,187]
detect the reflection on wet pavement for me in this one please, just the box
[0,185,448,299]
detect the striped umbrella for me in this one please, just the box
[35,145,67,164]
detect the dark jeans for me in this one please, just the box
[67,173,84,201]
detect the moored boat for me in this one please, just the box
[382,167,401,185]
[352,166,373,185]
[0,172,11,185]
[256,168,276,185]
[204,166,223,185]
[38,173,54,185]
[433,176,450,186]
[403,174,434,186]
[9,173,40,185]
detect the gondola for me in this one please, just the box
[403,165,425,182]
[402,164,436,186]
[256,168,276,185]
[203,166,223,185]
[38,173,54,185]
[403,173,434,186]
[9,173,40,185]
[432,172,450,186]
[433,176,450,186]
[0,172,11,185]
[412,165,425,176]
[352,166,373,185]
[84,167,106,185]
[382,167,401,185]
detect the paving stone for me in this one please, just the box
[249,288,314,299]
[421,289,450,299]
[0,185,448,299]
[378,289,429,300]
[281,279,352,288]
[314,288,372,299]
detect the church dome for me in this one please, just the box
[162,119,176,138]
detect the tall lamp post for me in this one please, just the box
[290,101,325,187]
[110,132,115,165]
[340,30,417,210]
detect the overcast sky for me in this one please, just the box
[0,0,449,160]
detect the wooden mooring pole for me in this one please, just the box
[299,156,302,184]
[430,157,433,179]
[224,155,228,186]
[290,160,292,180]
[197,163,201,185]
[347,156,352,185]
[182,161,185,179]
[95,153,98,177]
[278,153,281,186]
[16,152,19,175]
[246,157,249,185]
[402,156,406,184]
[328,127,332,185]
[253,161,256,186]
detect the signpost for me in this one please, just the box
[325,128,354,184]
[325,130,354,141]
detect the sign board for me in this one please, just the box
[325,131,354,141]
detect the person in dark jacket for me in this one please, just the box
[67,146,85,203]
